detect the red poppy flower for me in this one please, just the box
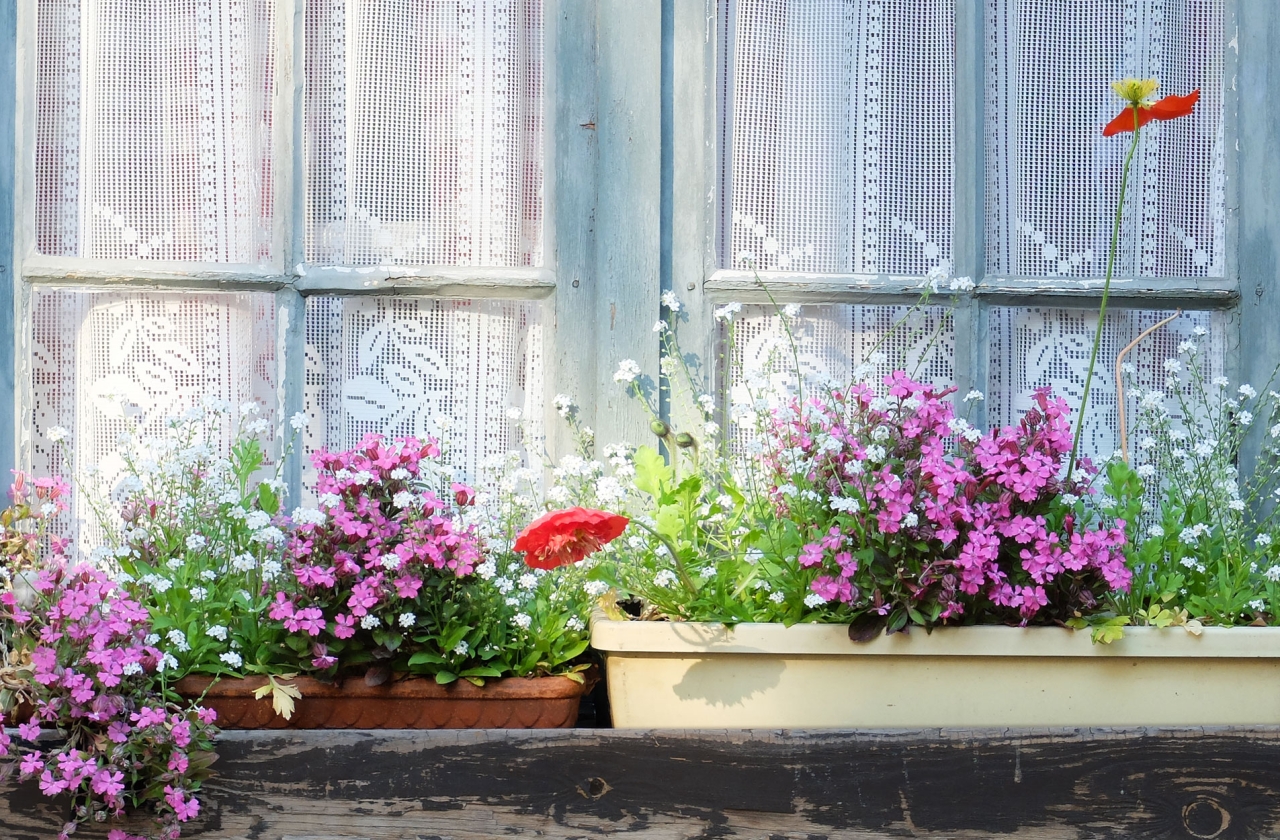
[1102,89,1199,136]
[514,507,629,570]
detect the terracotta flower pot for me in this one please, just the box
[172,673,592,729]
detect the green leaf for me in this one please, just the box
[257,482,279,516]
[632,446,672,497]
[408,651,447,667]
[435,671,458,685]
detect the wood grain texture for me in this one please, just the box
[6,727,1280,839]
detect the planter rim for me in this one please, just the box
[174,673,590,701]
[589,614,1280,658]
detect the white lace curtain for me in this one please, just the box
[304,0,544,267]
[723,0,956,276]
[985,0,1226,278]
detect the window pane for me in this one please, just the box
[30,289,278,541]
[305,0,544,267]
[987,307,1228,463]
[985,0,1225,278]
[725,304,956,447]
[722,0,955,275]
[35,0,276,262]
[303,297,543,487]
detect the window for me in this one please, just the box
[3,1,1278,539]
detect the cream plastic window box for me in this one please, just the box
[590,616,1280,728]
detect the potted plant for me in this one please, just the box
[588,78,1280,729]
[207,432,612,728]
[0,473,217,840]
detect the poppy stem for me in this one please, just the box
[1067,105,1143,478]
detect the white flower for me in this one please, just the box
[1192,325,1208,336]
[783,303,802,318]
[167,629,190,652]
[865,445,887,462]
[46,426,69,443]
[389,468,411,481]
[185,534,207,551]
[769,591,786,604]
[144,633,160,645]
[697,394,717,415]
[1163,358,1182,373]
[744,548,763,564]
[803,592,826,608]
[1178,340,1196,354]
[902,512,918,528]
[949,276,975,292]
[566,617,586,632]
[245,510,272,530]
[206,625,228,642]
[122,662,143,676]
[289,412,309,431]
[1257,533,1273,549]
[583,580,609,597]
[157,653,179,673]
[1136,464,1156,479]
[513,613,533,630]
[261,559,283,579]
[654,570,678,588]
[220,651,244,668]
[398,612,416,628]
[553,394,576,418]
[1229,499,1247,512]
[360,614,382,629]
[1249,600,1267,612]
[251,526,285,545]
[1120,362,1136,376]
[1060,493,1080,505]
[453,640,469,655]
[200,569,217,582]
[393,490,416,509]
[476,560,497,580]
[1265,565,1280,582]
[963,390,985,402]
[519,573,538,590]
[830,496,861,514]
[1193,442,1214,458]
[661,291,682,311]
[190,587,208,602]
[613,359,642,383]
[652,320,667,333]
[1148,524,1165,539]
[1241,384,1259,399]
[1212,376,1230,388]
[714,302,742,322]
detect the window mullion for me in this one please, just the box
[1,2,15,481]
[954,0,985,428]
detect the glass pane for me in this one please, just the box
[30,289,278,542]
[35,0,276,262]
[722,0,955,275]
[305,0,544,267]
[985,0,1226,278]
[303,297,544,488]
[987,306,1228,463]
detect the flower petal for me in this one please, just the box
[1102,90,1199,136]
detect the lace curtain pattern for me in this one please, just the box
[303,297,544,490]
[722,0,955,276]
[304,0,544,267]
[35,0,276,263]
[30,290,278,543]
[988,307,1227,461]
[985,0,1225,278]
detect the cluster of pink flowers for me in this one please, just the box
[0,554,216,840]
[279,434,483,672]
[770,374,1130,626]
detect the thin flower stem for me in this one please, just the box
[1068,106,1143,477]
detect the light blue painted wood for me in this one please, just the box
[1237,0,1280,471]
[548,0,600,458]
[594,0,663,449]
[954,0,986,429]
[0,1,15,482]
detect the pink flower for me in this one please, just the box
[164,785,201,822]
[332,613,357,639]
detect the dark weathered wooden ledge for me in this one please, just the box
[6,727,1280,838]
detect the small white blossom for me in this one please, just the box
[513,613,533,630]
[1163,358,1182,373]
[783,303,802,318]
[453,640,470,655]
[398,612,416,628]
[185,534,207,551]
[653,319,667,333]
[1257,533,1273,549]
[1136,464,1156,479]
[583,580,609,597]
[219,651,244,668]
[714,302,742,322]
[144,633,160,645]
[1249,600,1267,612]
[360,614,382,629]
[1240,384,1258,399]
[157,653,179,673]
[206,625,228,642]
[519,573,538,590]
[289,412,309,431]
[661,290,682,311]
[614,359,642,383]
[566,617,586,632]
[963,390,985,403]
[654,570,678,588]
[261,559,283,579]
[122,662,143,676]
[189,587,208,602]
[393,490,416,509]
[47,426,69,443]
[476,560,497,580]
[1265,564,1280,582]
[803,592,826,608]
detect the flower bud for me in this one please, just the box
[674,432,697,449]
[650,420,671,437]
